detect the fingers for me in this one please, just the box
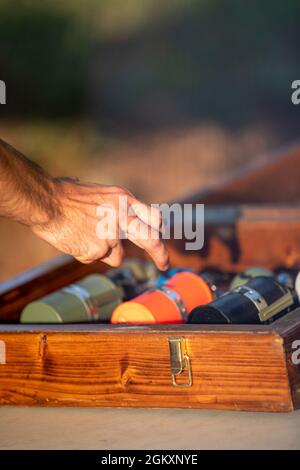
[75,240,124,268]
[124,199,169,270]
[75,255,97,265]
[73,185,169,270]
[74,241,110,265]
[101,241,125,267]
[129,197,162,232]
[126,218,169,271]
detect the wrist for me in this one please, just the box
[0,138,64,227]
[31,177,80,230]
[28,176,63,228]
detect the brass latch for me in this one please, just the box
[168,337,192,387]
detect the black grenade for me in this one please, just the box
[188,276,297,324]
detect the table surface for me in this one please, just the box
[0,407,300,450]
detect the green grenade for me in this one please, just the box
[122,258,159,283]
[230,267,273,290]
[20,274,122,324]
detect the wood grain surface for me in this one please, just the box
[169,206,300,272]
[0,327,293,411]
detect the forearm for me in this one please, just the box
[0,138,60,226]
[0,138,169,269]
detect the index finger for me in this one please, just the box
[126,217,169,271]
[129,197,163,233]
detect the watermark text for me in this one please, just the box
[96,197,204,251]
[291,80,300,105]
[0,80,6,104]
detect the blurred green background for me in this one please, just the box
[0,0,299,277]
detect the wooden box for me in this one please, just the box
[1,143,300,412]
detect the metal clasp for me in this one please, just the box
[168,337,192,387]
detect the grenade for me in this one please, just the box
[188,276,296,325]
[20,274,122,324]
[276,271,294,290]
[111,271,214,324]
[229,267,273,290]
[198,269,230,297]
[154,267,193,288]
[107,259,159,299]
[122,258,158,284]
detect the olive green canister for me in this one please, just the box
[20,274,122,324]
[230,267,273,290]
[121,258,158,283]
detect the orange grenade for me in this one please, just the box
[111,271,214,324]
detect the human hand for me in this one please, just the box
[32,178,169,270]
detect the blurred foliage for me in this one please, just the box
[0,0,184,116]
[0,0,91,116]
[95,0,300,132]
[0,0,299,133]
